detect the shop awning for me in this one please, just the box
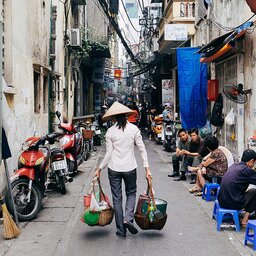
[198,21,254,63]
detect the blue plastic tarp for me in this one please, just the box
[176,47,208,130]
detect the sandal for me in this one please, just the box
[189,186,201,193]
[194,191,203,196]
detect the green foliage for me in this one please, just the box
[74,40,109,58]
[74,27,110,58]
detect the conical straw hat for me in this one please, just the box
[102,101,134,121]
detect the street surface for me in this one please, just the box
[0,135,255,256]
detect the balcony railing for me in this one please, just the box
[180,2,195,18]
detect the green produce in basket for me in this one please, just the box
[83,209,100,226]
[142,198,167,215]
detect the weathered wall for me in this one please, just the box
[194,0,256,157]
[3,0,51,172]
[52,0,66,118]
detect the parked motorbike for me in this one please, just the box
[55,111,85,175]
[153,115,163,144]
[90,121,101,146]
[163,119,182,152]
[163,120,176,152]
[8,135,50,221]
[46,133,73,195]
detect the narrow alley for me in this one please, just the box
[0,138,254,256]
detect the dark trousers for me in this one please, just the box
[108,168,137,234]
[172,154,192,177]
[244,189,256,213]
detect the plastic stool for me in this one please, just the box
[244,220,256,250]
[202,183,220,201]
[216,208,240,232]
[212,199,219,219]
[212,199,241,221]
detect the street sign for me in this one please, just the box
[164,24,188,41]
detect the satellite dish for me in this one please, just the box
[223,83,252,104]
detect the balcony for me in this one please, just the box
[160,1,195,33]
[158,0,196,54]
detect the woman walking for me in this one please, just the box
[94,101,152,237]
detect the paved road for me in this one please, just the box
[0,137,254,256]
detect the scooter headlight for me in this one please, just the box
[59,136,70,146]
[35,156,44,166]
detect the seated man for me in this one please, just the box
[168,129,190,181]
[188,135,228,194]
[218,149,256,226]
[181,128,209,184]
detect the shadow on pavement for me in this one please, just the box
[83,229,111,240]
[139,231,165,239]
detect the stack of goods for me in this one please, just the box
[81,179,114,227]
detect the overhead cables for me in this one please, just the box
[211,11,256,32]
[140,0,145,10]
[96,0,142,67]
[120,0,140,32]
[135,0,144,13]
[133,53,166,77]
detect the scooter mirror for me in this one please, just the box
[174,113,178,118]
[55,111,61,119]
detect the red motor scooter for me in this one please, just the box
[7,132,69,221]
[7,135,49,221]
[55,111,85,175]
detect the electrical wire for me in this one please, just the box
[140,0,145,10]
[120,0,140,32]
[119,9,138,43]
[92,0,107,18]
[135,0,143,13]
[96,0,142,66]
[211,11,256,31]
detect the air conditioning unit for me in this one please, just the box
[68,29,81,47]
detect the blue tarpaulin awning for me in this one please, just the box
[176,47,208,130]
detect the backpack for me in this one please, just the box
[210,93,224,127]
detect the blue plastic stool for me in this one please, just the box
[216,207,240,231]
[202,183,220,201]
[212,199,219,219]
[212,199,241,221]
[244,220,256,250]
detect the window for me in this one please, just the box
[34,71,40,113]
[43,75,48,113]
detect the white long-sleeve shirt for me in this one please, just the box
[99,122,149,172]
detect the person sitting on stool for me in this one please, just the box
[218,149,256,227]
[168,129,190,181]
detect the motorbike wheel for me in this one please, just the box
[67,159,76,175]
[165,142,172,152]
[56,174,66,195]
[7,178,42,221]
[83,142,90,161]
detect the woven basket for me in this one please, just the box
[134,213,167,230]
[83,130,94,139]
[98,208,114,226]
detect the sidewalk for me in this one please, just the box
[0,147,103,256]
[0,139,255,255]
